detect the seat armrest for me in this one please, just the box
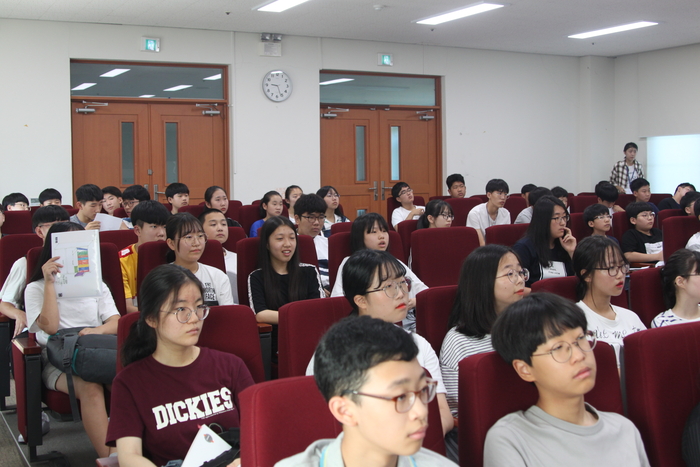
[13,337,42,356]
[257,323,273,333]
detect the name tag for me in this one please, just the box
[542,261,567,279]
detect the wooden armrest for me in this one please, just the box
[452,416,459,428]
[257,322,273,333]
[96,456,120,467]
[12,336,42,355]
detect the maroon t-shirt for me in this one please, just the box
[106,347,254,466]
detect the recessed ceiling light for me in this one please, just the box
[203,74,222,81]
[320,78,355,86]
[100,68,130,78]
[71,83,97,91]
[569,21,658,39]
[256,0,312,13]
[415,2,504,25]
[140,94,156,98]
[163,85,193,92]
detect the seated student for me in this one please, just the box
[652,249,700,327]
[416,199,454,229]
[446,173,466,198]
[165,182,190,215]
[121,185,151,227]
[659,183,696,211]
[280,315,457,467]
[681,191,700,217]
[440,245,526,459]
[515,187,552,224]
[551,186,569,210]
[331,213,428,331]
[204,185,242,228]
[485,293,650,466]
[101,186,122,216]
[521,184,537,206]
[308,250,453,436]
[250,190,284,237]
[200,207,240,304]
[595,180,625,215]
[687,203,700,252]
[293,194,330,292]
[391,182,425,229]
[582,203,618,245]
[39,188,62,206]
[166,213,233,306]
[0,205,69,337]
[107,264,254,467]
[317,186,350,237]
[630,178,659,216]
[467,179,511,246]
[284,184,303,223]
[574,235,644,364]
[25,222,120,458]
[69,184,103,230]
[2,192,30,211]
[621,201,663,264]
[120,200,171,313]
[513,195,576,287]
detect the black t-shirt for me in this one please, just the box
[512,237,574,287]
[621,228,663,255]
[658,197,680,211]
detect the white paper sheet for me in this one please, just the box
[95,213,125,231]
[182,424,232,467]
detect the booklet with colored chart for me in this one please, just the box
[182,424,232,467]
[50,230,102,299]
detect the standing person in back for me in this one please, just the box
[165,182,190,215]
[69,184,103,230]
[466,179,511,246]
[610,142,644,194]
[391,182,425,229]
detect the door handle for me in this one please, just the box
[381,181,393,201]
[153,184,166,201]
[368,181,378,201]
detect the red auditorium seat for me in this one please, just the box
[504,196,526,223]
[415,286,458,353]
[222,226,247,253]
[484,223,528,247]
[662,215,700,262]
[628,267,665,328]
[411,227,479,287]
[396,219,418,263]
[569,195,598,213]
[446,197,481,228]
[98,229,138,251]
[2,211,33,234]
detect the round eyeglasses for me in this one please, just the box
[301,215,326,223]
[496,268,529,284]
[531,331,597,363]
[366,279,412,299]
[347,379,437,413]
[551,214,570,224]
[439,213,455,221]
[180,233,207,245]
[594,264,630,277]
[165,305,210,324]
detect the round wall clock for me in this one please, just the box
[262,70,292,102]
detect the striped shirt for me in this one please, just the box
[651,309,700,328]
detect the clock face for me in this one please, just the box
[262,70,292,102]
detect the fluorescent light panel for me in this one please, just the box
[139,94,156,98]
[416,2,504,25]
[163,85,192,92]
[71,83,97,91]
[569,21,658,39]
[256,0,311,13]
[203,74,222,80]
[100,68,130,78]
[320,78,354,86]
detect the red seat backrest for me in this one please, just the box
[628,267,665,328]
[624,322,700,467]
[411,227,479,287]
[504,196,526,223]
[329,221,352,235]
[199,240,226,273]
[530,276,578,301]
[616,194,636,209]
[179,204,205,218]
[0,234,41,285]
[415,285,458,353]
[396,219,419,263]
[459,342,622,467]
[98,229,138,252]
[113,207,127,218]
[238,205,262,236]
[225,200,243,223]
[222,227,247,253]
[611,211,631,244]
[429,195,450,201]
[569,195,598,213]
[471,194,489,203]
[297,235,319,267]
[387,195,426,231]
[135,241,170,296]
[649,193,672,206]
[657,208,684,225]
[484,223,528,247]
[446,197,481,227]
[2,211,33,235]
[662,215,700,261]
[569,212,590,242]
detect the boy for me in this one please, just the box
[446,174,466,198]
[582,204,617,244]
[119,200,170,313]
[69,184,103,230]
[102,186,123,216]
[595,181,625,215]
[121,185,151,227]
[466,179,511,246]
[391,182,425,229]
[686,202,700,253]
[681,191,700,216]
[621,201,663,264]
[278,315,457,466]
[2,192,30,211]
[484,293,649,466]
[294,194,330,292]
[521,184,536,206]
[0,205,70,337]
[199,208,239,304]
[515,187,551,224]
[658,183,696,211]
[165,182,190,215]
[630,178,659,216]
[39,188,62,206]
[551,186,569,209]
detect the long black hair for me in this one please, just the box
[417,199,453,229]
[316,186,345,218]
[525,195,569,269]
[573,235,628,302]
[259,191,282,218]
[350,213,390,254]
[258,216,304,309]
[661,249,700,309]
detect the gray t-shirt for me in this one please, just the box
[69,213,87,228]
[484,404,649,467]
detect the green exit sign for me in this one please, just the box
[378,53,393,66]
[141,37,161,52]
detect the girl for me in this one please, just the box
[417,199,454,229]
[250,191,284,238]
[317,186,349,237]
[513,195,576,287]
[107,264,254,467]
[199,208,239,304]
[166,213,234,306]
[284,185,303,224]
[24,222,120,458]
[439,245,526,459]
[248,216,323,357]
[204,185,241,228]
[653,248,700,327]
[573,235,645,364]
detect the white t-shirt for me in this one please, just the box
[222,248,238,305]
[651,308,700,328]
[514,207,533,224]
[392,205,425,229]
[193,262,234,306]
[466,203,511,236]
[686,232,700,253]
[0,256,27,307]
[313,234,329,288]
[25,280,120,346]
[576,301,646,365]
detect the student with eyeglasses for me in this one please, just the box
[108,264,254,467]
[513,195,576,287]
[308,249,454,438]
[574,235,645,365]
[391,181,425,229]
[440,245,527,461]
[293,194,331,293]
[582,203,619,245]
[317,185,349,237]
[653,248,700,327]
[485,293,650,467]
[621,201,663,264]
[416,199,454,229]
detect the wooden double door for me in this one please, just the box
[320,108,439,221]
[71,100,227,205]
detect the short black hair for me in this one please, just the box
[198,207,225,224]
[446,174,465,190]
[582,203,609,227]
[551,186,568,199]
[521,184,536,195]
[165,183,190,199]
[2,192,29,209]
[74,184,103,203]
[661,249,700,309]
[485,179,509,194]
[681,191,700,213]
[294,194,326,217]
[102,186,122,198]
[131,200,171,228]
[595,181,619,203]
[350,213,390,254]
[624,142,638,152]
[314,315,418,402]
[528,187,552,207]
[343,249,406,313]
[391,182,410,199]
[630,178,650,194]
[122,185,151,202]
[676,183,696,194]
[39,188,62,204]
[626,201,654,220]
[491,293,588,366]
[31,205,70,230]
